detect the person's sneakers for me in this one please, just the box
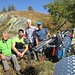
[16,70,22,75]
[33,59,40,62]
[41,56,45,61]
[5,69,11,75]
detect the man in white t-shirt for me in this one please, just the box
[25,19,38,60]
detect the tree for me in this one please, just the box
[44,0,75,29]
[28,6,34,11]
[63,0,75,27]
[8,5,11,12]
[11,5,16,11]
[44,0,65,30]
[8,5,16,12]
[1,7,7,13]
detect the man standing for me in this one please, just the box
[35,21,50,60]
[0,33,21,75]
[12,29,31,62]
[25,19,37,46]
[25,19,38,60]
[35,21,50,45]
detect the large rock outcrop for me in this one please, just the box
[0,13,27,37]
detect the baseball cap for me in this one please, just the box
[54,55,75,75]
[37,22,42,26]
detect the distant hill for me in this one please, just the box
[7,10,52,26]
[7,10,72,29]
[0,10,72,38]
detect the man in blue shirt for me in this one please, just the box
[34,22,50,60]
[35,21,50,45]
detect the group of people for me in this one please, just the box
[0,19,50,75]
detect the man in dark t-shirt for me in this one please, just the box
[12,29,31,62]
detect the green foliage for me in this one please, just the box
[1,7,7,13]
[8,5,11,12]
[63,0,75,23]
[36,61,55,75]
[44,0,75,29]
[11,5,16,11]
[44,0,66,29]
[8,5,16,12]
[28,6,34,11]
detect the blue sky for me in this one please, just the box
[0,0,53,14]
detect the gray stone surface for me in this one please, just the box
[0,13,27,34]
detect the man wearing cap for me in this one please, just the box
[35,21,50,45]
[34,21,50,60]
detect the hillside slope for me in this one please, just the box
[0,10,72,75]
[0,10,72,38]
[7,10,52,28]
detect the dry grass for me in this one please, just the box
[19,59,56,75]
[0,10,53,38]
[7,10,52,28]
[0,10,72,35]
[0,58,56,75]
